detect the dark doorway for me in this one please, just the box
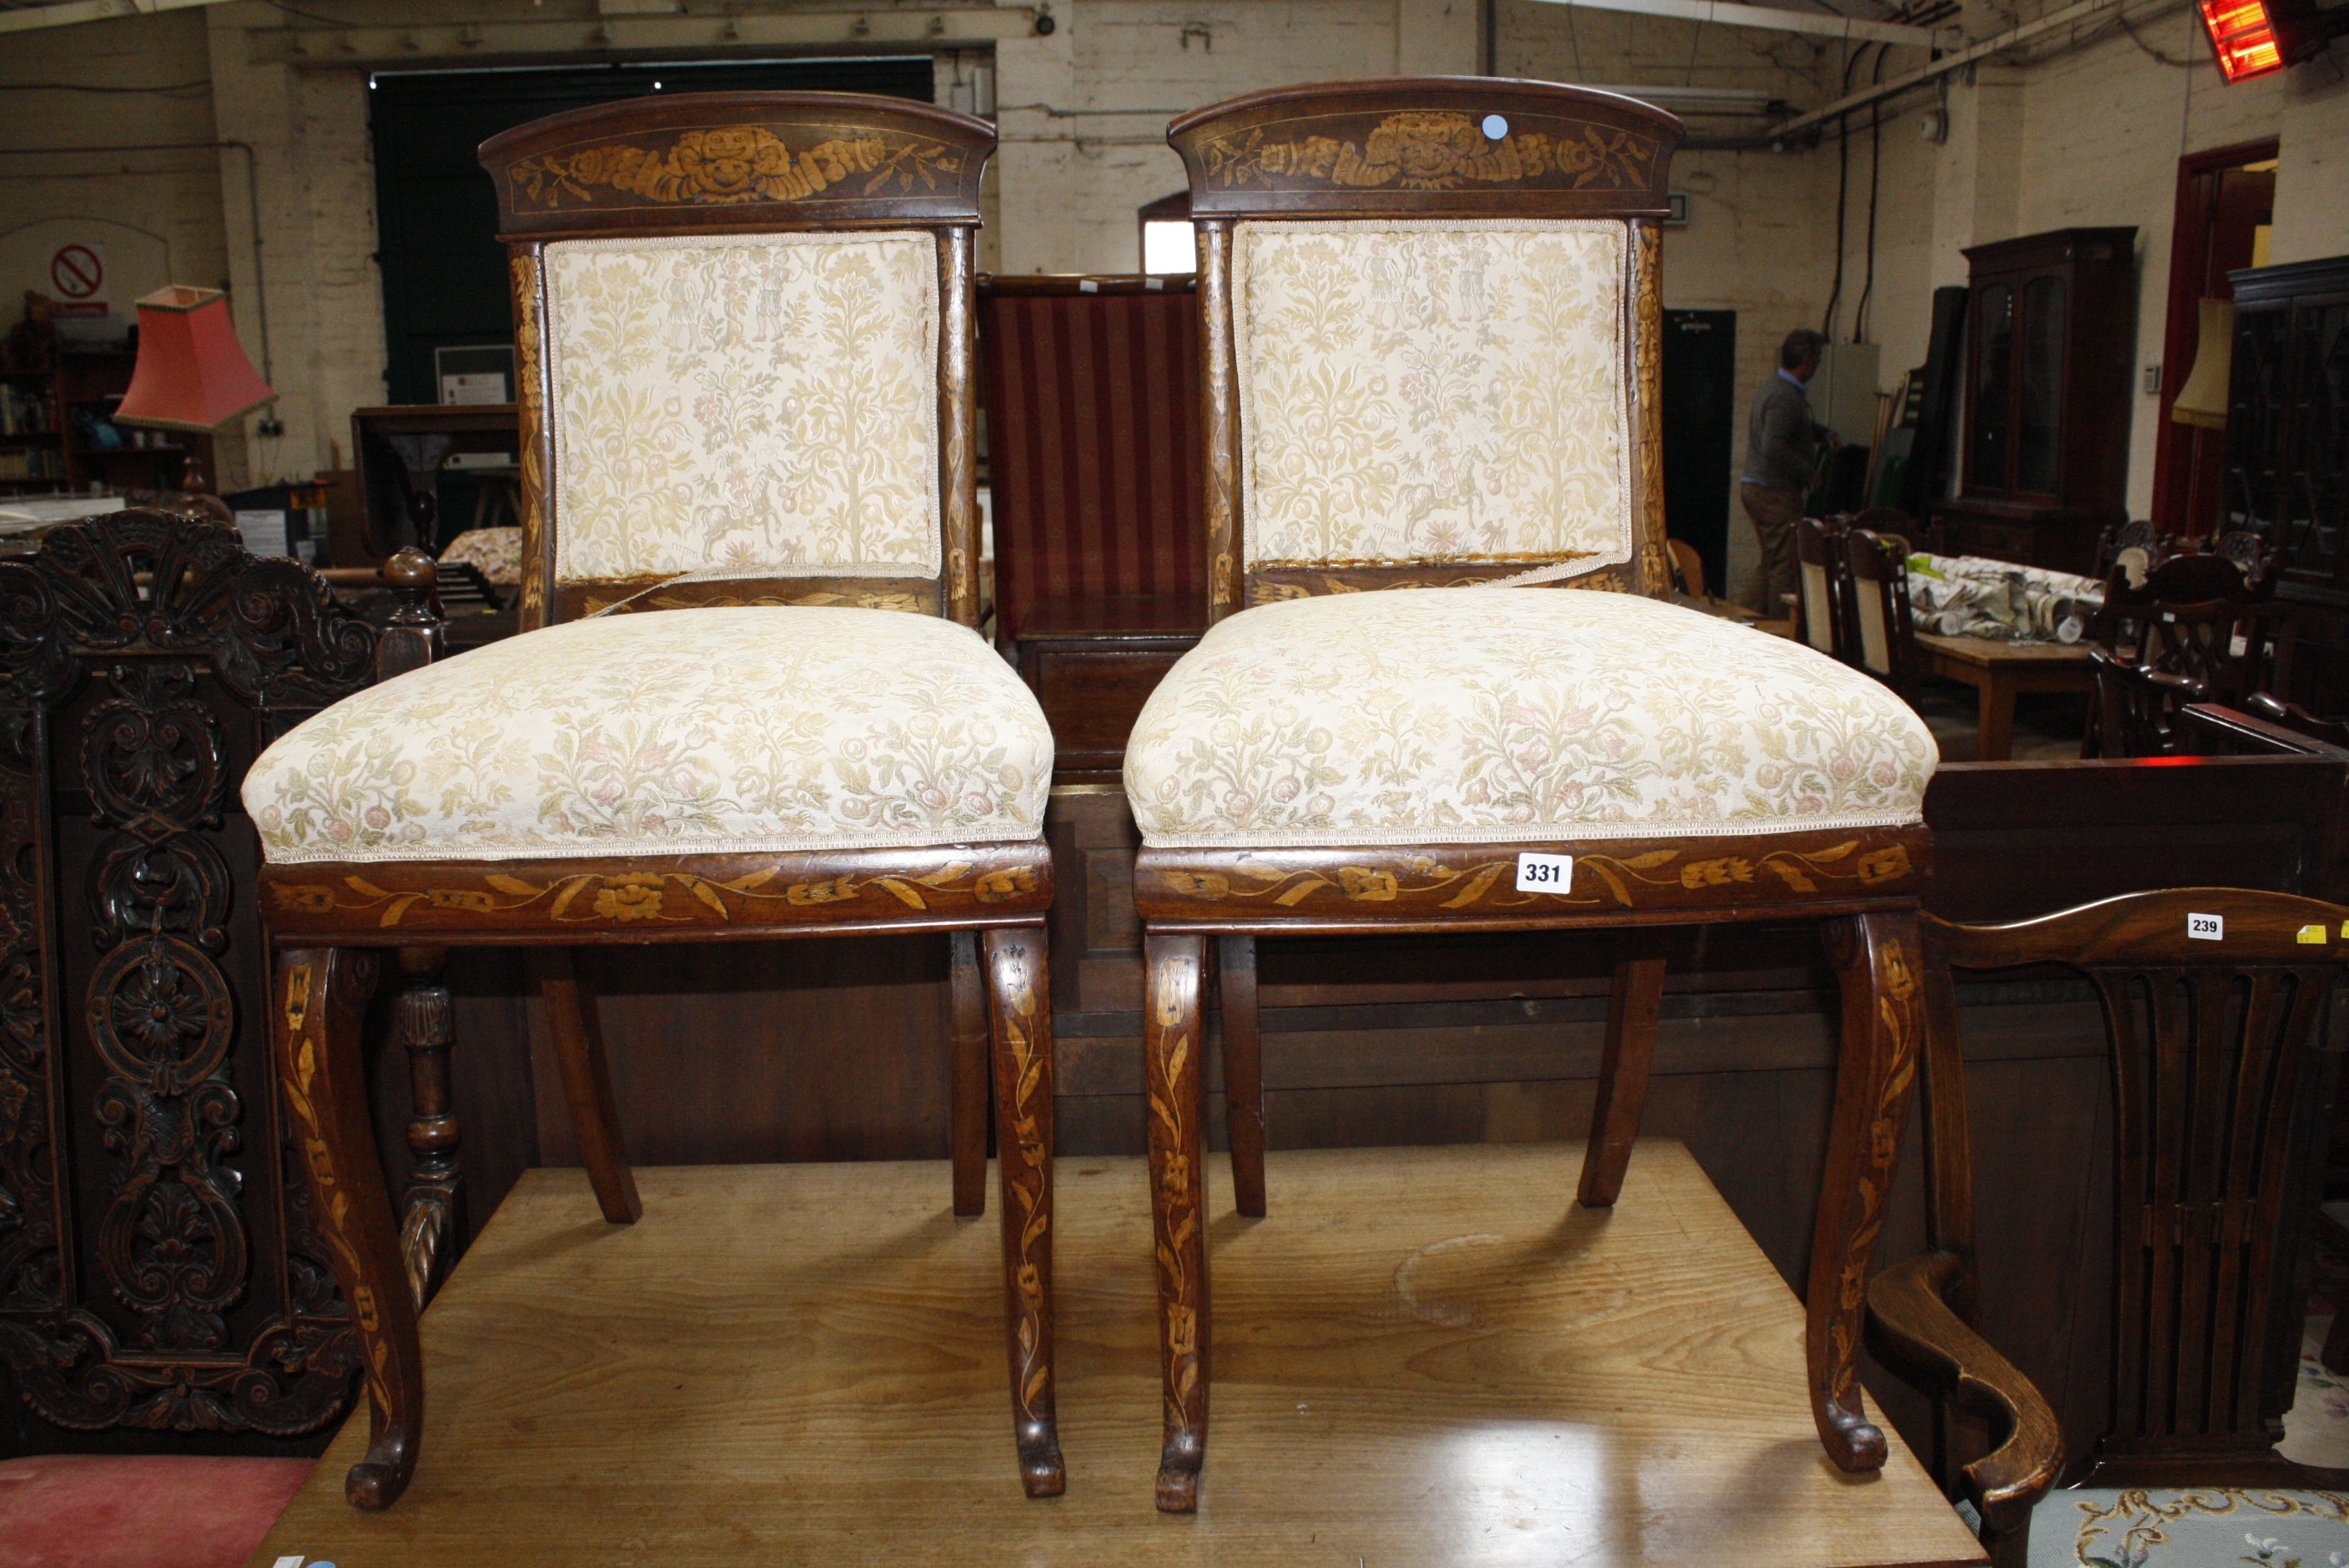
[2149,139,2276,535]
[367,58,937,405]
[1661,308,1738,599]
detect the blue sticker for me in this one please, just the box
[1481,113,1509,140]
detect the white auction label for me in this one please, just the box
[1516,852,1574,893]
[2188,912,2224,942]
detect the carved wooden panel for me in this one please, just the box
[0,512,380,1440]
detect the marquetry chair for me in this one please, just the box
[1127,78,1942,1510]
[241,93,1063,1509]
[1868,887,2349,1567]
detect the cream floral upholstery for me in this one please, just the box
[2026,1487,2349,1567]
[1234,219,1632,576]
[1124,590,1934,848]
[544,232,939,584]
[244,606,1049,863]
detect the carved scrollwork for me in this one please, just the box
[82,663,227,837]
[86,934,244,1352]
[0,510,373,711]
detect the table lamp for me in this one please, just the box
[113,284,275,495]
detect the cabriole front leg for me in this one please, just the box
[1145,930,1209,1512]
[1808,907,1926,1472]
[274,946,424,1510]
[982,924,1064,1498]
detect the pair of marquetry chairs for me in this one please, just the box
[246,82,1939,1513]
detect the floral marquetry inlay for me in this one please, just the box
[1195,111,1662,195]
[507,128,969,210]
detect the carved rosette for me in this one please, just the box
[0,513,379,1437]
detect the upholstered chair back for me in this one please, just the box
[479,93,994,629]
[1167,79,1684,622]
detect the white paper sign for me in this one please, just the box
[1516,852,1574,894]
[234,509,288,557]
[2188,912,2224,942]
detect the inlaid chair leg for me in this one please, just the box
[982,925,1064,1498]
[950,930,990,1217]
[1218,934,1266,1218]
[274,947,422,1510]
[395,945,460,1308]
[1577,937,1668,1209]
[1808,907,1927,1472]
[531,948,641,1224]
[1145,931,1210,1512]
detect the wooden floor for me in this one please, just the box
[254,1142,1984,1568]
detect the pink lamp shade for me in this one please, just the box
[114,284,274,433]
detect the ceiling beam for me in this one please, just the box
[1522,0,1946,48]
[0,0,240,35]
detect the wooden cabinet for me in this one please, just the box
[1933,228,2137,577]
[2225,254,2349,715]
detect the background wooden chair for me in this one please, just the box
[978,273,1205,643]
[1796,513,1854,660]
[1869,887,2349,1566]
[244,93,1064,1509]
[1845,525,1927,691]
[2086,554,2298,757]
[978,274,1208,781]
[1128,78,1942,1510]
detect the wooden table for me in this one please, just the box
[253,1143,1982,1567]
[1914,631,2094,761]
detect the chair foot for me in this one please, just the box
[345,1434,420,1512]
[1156,1437,1203,1513]
[1018,1419,1066,1499]
[1818,1406,1889,1473]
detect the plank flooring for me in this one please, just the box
[253,1141,1984,1567]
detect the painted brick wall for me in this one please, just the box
[3,0,2342,540]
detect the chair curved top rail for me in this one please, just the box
[1167,76,1684,219]
[480,90,995,239]
[1926,886,2346,968]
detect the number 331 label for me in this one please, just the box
[2188,912,2224,941]
[1517,853,1574,893]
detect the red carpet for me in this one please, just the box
[0,1455,312,1568]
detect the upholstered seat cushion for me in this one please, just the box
[1124,589,1934,848]
[2026,1486,2349,1566]
[244,606,1051,863]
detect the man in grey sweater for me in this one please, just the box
[1739,327,1838,616]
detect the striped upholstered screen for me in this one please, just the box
[978,277,1205,639]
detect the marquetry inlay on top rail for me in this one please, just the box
[479,91,994,238]
[1168,77,1683,219]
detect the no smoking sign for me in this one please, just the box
[49,244,105,301]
